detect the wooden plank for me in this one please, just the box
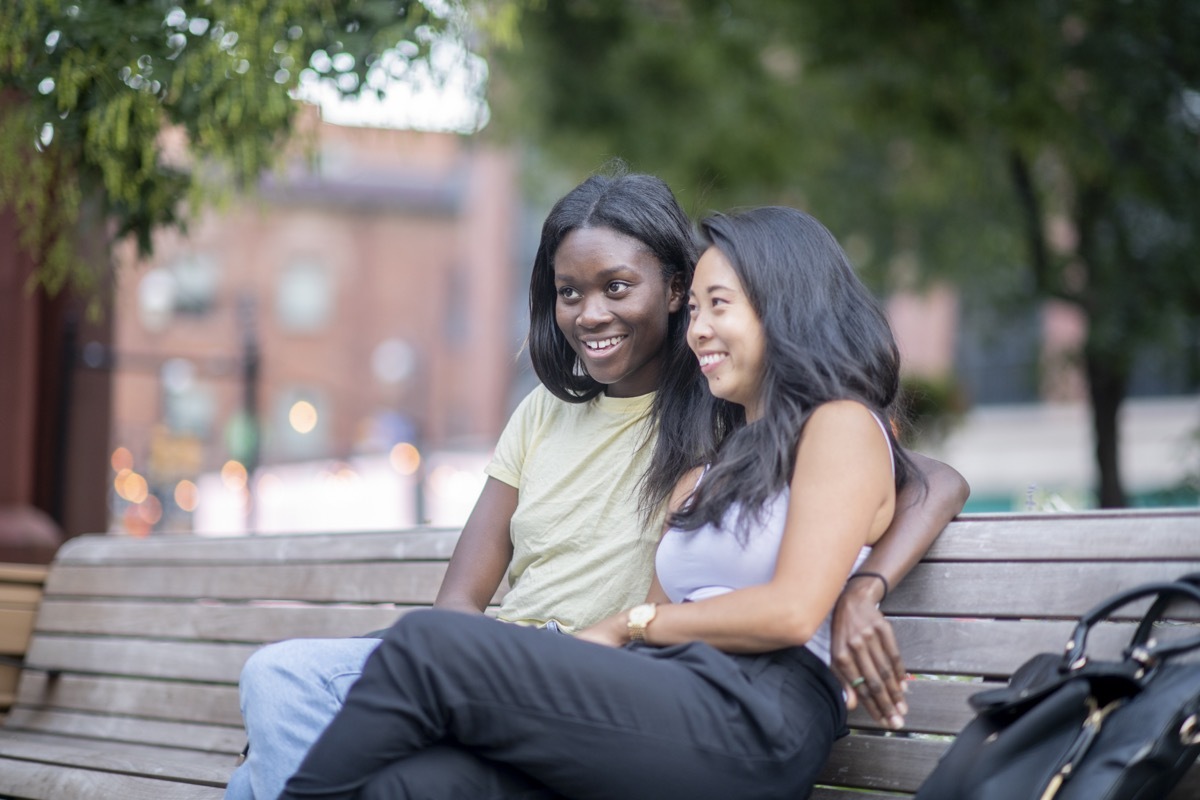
[847,678,997,736]
[54,529,463,565]
[16,673,242,727]
[819,733,948,792]
[24,637,257,683]
[43,562,454,604]
[882,561,1200,619]
[886,618,1179,677]
[0,563,49,583]
[0,606,37,653]
[0,758,225,800]
[33,599,413,643]
[0,729,234,784]
[2,707,244,754]
[0,584,44,605]
[926,511,1200,562]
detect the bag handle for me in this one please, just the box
[1128,573,1200,656]
[1062,580,1200,670]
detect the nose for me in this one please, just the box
[578,293,613,328]
[688,308,712,346]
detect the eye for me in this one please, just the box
[557,286,580,300]
[685,302,697,314]
[606,280,632,295]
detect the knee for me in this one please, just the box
[239,639,302,700]
[386,608,476,652]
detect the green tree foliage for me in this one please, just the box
[491,0,1200,506]
[0,0,457,298]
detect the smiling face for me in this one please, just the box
[554,226,684,398]
[687,245,768,420]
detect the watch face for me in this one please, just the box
[630,604,655,625]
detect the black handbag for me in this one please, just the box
[914,574,1200,800]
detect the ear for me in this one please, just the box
[667,274,686,313]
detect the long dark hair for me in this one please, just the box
[670,206,916,538]
[527,167,713,518]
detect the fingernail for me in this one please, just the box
[902,679,911,693]
[890,715,905,730]
[897,701,909,716]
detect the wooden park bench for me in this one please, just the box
[0,507,1197,799]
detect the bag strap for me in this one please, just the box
[1062,580,1200,670]
[1127,572,1200,658]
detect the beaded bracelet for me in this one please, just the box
[846,571,890,603]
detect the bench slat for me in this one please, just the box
[0,729,234,784]
[16,673,242,727]
[925,511,1200,561]
[820,733,948,792]
[0,757,225,800]
[44,562,453,604]
[3,707,244,754]
[34,599,410,643]
[55,529,462,565]
[884,561,1200,618]
[847,678,998,736]
[24,637,255,683]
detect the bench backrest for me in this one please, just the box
[8,509,1200,799]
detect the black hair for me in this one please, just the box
[670,206,917,539]
[527,166,712,518]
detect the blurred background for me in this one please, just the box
[1,1,1197,560]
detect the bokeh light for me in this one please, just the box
[115,469,149,504]
[174,479,199,512]
[221,460,248,491]
[289,400,318,433]
[389,442,421,475]
[111,446,133,472]
[138,495,163,525]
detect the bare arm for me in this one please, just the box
[830,451,970,727]
[433,477,518,614]
[578,401,894,652]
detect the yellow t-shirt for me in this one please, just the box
[485,385,665,632]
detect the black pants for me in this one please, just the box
[280,609,845,800]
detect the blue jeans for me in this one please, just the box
[224,637,382,800]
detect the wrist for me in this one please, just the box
[844,572,889,606]
[626,602,658,643]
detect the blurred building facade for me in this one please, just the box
[108,117,524,535]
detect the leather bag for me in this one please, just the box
[914,574,1200,800]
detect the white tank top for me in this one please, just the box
[655,412,893,665]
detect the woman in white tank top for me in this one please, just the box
[280,206,929,800]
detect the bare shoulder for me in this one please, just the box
[803,400,887,441]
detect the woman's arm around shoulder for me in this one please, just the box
[829,450,970,727]
[433,477,518,614]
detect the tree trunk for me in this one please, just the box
[1084,349,1128,508]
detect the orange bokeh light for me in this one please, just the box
[221,460,248,491]
[389,442,421,476]
[174,479,199,512]
[111,446,133,472]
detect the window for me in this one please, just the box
[277,259,333,332]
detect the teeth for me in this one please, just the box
[585,336,625,350]
[699,353,726,367]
